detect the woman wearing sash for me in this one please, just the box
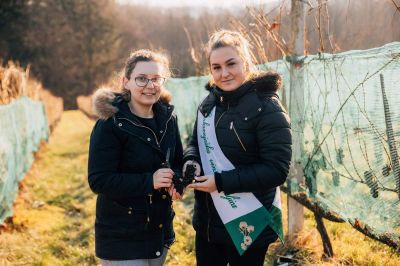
[183,30,292,266]
[88,49,182,265]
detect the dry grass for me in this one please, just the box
[167,192,196,266]
[0,111,97,265]
[41,88,64,132]
[0,62,63,130]
[0,63,25,103]
[264,194,400,266]
[1,110,399,265]
[76,76,121,120]
[77,95,97,120]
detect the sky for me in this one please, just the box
[118,0,279,8]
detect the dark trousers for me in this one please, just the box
[195,234,269,266]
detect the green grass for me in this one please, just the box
[0,110,399,265]
[0,111,97,266]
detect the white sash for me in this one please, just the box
[197,107,283,255]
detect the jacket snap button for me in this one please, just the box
[244,117,248,120]
[162,195,167,199]
[118,123,122,127]
[128,211,132,214]
[159,224,163,228]
[156,251,161,256]
[258,108,262,112]
[147,137,151,141]
[160,130,163,133]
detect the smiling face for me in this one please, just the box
[123,61,164,108]
[209,46,247,91]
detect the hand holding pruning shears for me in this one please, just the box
[154,148,182,200]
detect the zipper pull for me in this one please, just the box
[148,194,153,204]
[220,96,223,102]
[230,121,233,130]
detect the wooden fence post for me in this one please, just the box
[287,0,306,241]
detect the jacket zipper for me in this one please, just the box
[119,112,173,146]
[144,193,151,229]
[147,194,152,225]
[159,112,173,143]
[119,117,161,146]
[230,121,247,152]
[215,103,229,128]
[117,115,173,228]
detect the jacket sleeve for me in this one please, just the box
[220,108,292,195]
[88,118,153,198]
[183,115,201,164]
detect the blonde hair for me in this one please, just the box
[120,49,172,103]
[207,30,260,84]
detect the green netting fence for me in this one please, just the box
[1,43,398,249]
[166,42,400,248]
[0,97,49,223]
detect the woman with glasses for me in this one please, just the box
[88,49,183,265]
[183,30,292,266]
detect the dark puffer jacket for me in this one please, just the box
[88,88,183,260]
[184,73,292,246]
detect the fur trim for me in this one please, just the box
[160,89,172,104]
[92,87,173,120]
[92,87,118,120]
[251,71,282,92]
[204,71,282,92]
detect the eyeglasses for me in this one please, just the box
[134,76,166,87]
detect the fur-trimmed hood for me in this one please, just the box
[199,71,283,117]
[92,87,172,120]
[92,87,119,120]
[205,71,282,93]
[250,71,282,92]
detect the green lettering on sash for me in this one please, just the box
[220,195,241,209]
[201,117,214,153]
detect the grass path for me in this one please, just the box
[0,110,399,265]
[0,110,195,265]
[0,111,97,265]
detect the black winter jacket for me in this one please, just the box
[88,88,183,260]
[184,73,292,247]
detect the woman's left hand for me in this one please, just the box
[168,185,182,200]
[187,175,217,193]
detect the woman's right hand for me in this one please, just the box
[153,168,174,190]
[182,160,201,177]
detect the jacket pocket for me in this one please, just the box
[95,198,149,239]
[96,196,147,220]
[230,121,247,152]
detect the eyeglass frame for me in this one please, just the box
[134,76,166,87]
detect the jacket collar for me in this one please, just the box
[212,82,252,106]
[112,96,174,154]
[92,87,174,123]
[114,97,174,124]
[199,72,281,119]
